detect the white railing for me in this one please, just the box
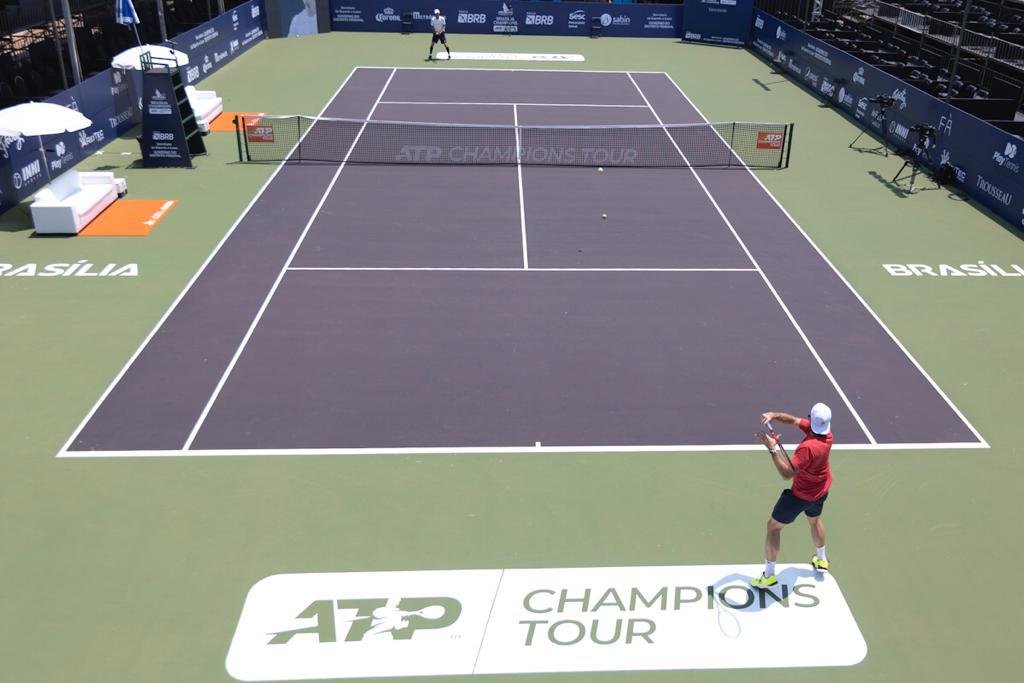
[851,0,1024,67]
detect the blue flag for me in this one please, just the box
[115,0,140,25]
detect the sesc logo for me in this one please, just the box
[458,11,486,24]
[819,79,835,97]
[525,13,553,26]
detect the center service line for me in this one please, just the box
[181,68,398,451]
[514,103,529,269]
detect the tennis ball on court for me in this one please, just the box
[602,213,607,219]
[598,166,604,172]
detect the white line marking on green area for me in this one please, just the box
[625,72,874,447]
[286,267,759,273]
[380,101,648,108]
[224,564,865,680]
[443,52,585,62]
[883,262,1024,277]
[660,74,989,448]
[56,441,987,459]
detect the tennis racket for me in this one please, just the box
[765,420,795,471]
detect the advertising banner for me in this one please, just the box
[682,0,754,47]
[140,71,192,168]
[0,0,267,214]
[329,1,683,39]
[750,11,1024,233]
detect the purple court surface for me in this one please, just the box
[61,68,985,456]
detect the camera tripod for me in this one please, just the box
[849,101,892,157]
[892,131,940,193]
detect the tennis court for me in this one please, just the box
[4,29,1024,683]
[61,67,982,456]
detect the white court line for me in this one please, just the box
[380,101,649,108]
[381,67,666,74]
[513,103,529,269]
[660,73,988,448]
[286,267,759,273]
[56,68,362,459]
[181,68,399,451]
[58,441,989,459]
[626,72,876,446]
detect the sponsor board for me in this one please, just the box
[493,3,518,33]
[246,124,276,143]
[750,10,1024,232]
[756,131,785,150]
[226,565,865,680]
[458,11,486,24]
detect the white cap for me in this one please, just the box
[434,8,440,14]
[810,403,832,435]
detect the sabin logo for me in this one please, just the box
[269,597,461,644]
[600,13,612,27]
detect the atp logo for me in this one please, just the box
[269,597,462,645]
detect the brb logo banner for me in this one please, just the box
[225,564,866,680]
[329,0,683,38]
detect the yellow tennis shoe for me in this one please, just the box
[750,573,779,589]
[811,556,830,572]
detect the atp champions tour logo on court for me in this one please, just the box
[226,566,865,680]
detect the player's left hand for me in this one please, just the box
[756,431,776,449]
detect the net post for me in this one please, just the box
[240,116,252,162]
[784,123,794,169]
[233,115,243,163]
[729,122,736,168]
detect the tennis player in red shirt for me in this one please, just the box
[751,403,833,589]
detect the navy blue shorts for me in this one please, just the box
[771,489,828,524]
[432,32,447,44]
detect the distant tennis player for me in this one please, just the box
[428,9,451,61]
[751,403,833,589]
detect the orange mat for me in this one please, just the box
[79,199,177,237]
[209,111,265,133]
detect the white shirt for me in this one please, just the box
[430,15,446,33]
[288,10,318,37]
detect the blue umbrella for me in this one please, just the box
[115,0,142,46]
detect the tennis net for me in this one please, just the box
[235,115,793,169]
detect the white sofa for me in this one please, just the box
[30,170,127,235]
[185,85,223,133]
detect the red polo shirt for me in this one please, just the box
[790,418,833,501]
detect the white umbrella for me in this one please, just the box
[0,102,93,184]
[111,44,189,70]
